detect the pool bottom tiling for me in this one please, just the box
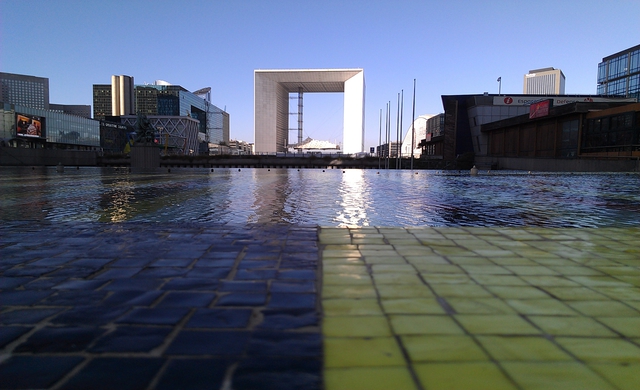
[1,223,640,389]
[321,226,640,390]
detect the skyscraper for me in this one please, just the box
[0,72,50,109]
[111,75,135,116]
[597,44,640,100]
[523,68,565,95]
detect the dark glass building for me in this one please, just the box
[597,44,640,100]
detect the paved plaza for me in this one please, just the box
[1,222,640,389]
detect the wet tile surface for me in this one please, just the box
[0,222,321,390]
[321,226,640,390]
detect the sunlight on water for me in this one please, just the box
[1,167,639,227]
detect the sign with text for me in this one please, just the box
[529,99,552,119]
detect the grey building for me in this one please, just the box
[0,72,50,110]
[523,68,565,95]
[597,44,640,100]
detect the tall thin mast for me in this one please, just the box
[410,79,416,170]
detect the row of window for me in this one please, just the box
[598,49,640,83]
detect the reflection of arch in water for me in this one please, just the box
[248,169,294,224]
[336,170,370,227]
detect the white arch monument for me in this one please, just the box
[254,69,365,154]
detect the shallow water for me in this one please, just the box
[1,167,639,227]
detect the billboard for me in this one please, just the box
[529,99,552,119]
[16,113,45,139]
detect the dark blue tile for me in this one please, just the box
[271,281,316,293]
[193,259,236,267]
[93,268,141,279]
[53,279,107,290]
[155,359,231,390]
[0,290,51,306]
[0,308,62,324]
[23,277,68,290]
[29,257,72,266]
[89,326,171,352]
[258,310,319,330]
[51,306,129,326]
[15,326,105,353]
[166,330,249,355]
[103,278,164,291]
[110,258,155,268]
[277,270,317,280]
[3,267,56,277]
[246,332,322,357]
[60,357,164,390]
[44,291,108,306]
[238,260,278,269]
[162,278,219,291]
[157,292,215,308]
[201,251,240,260]
[186,309,252,328]
[232,358,321,390]
[0,277,32,289]
[136,267,189,278]
[217,293,266,306]
[116,308,189,325]
[186,268,231,279]
[47,267,95,278]
[151,259,193,267]
[268,293,317,309]
[235,269,278,280]
[102,290,163,307]
[0,356,83,389]
[0,326,31,348]
[219,280,268,292]
[70,258,113,268]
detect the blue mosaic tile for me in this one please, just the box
[0,290,52,305]
[43,291,108,306]
[235,269,278,280]
[157,292,216,308]
[162,278,219,291]
[151,259,193,267]
[60,357,164,390]
[268,293,317,310]
[155,358,231,390]
[22,277,68,290]
[0,308,62,324]
[47,267,96,278]
[93,268,141,279]
[258,309,319,330]
[51,306,129,326]
[135,267,189,278]
[0,326,31,348]
[102,290,163,307]
[116,307,189,325]
[186,309,253,328]
[193,259,236,267]
[0,356,83,389]
[219,280,268,292]
[3,267,56,277]
[246,332,322,357]
[232,358,322,390]
[89,326,171,353]
[0,277,31,289]
[103,278,164,291]
[52,279,107,290]
[271,281,317,293]
[15,326,105,353]
[217,293,267,306]
[186,268,231,279]
[166,330,250,356]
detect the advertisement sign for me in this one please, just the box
[529,99,552,119]
[493,96,636,106]
[16,113,45,139]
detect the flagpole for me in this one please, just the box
[410,79,416,170]
[497,77,502,95]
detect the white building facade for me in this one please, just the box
[523,68,565,95]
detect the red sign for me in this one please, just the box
[529,100,552,119]
[504,97,513,104]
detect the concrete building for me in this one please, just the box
[0,72,50,110]
[254,69,365,154]
[597,44,640,100]
[111,75,135,117]
[523,68,565,95]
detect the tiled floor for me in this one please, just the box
[320,226,640,390]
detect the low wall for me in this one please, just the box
[0,147,98,166]
[476,156,640,172]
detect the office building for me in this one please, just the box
[93,84,111,120]
[0,72,50,110]
[597,44,640,100]
[111,75,135,117]
[523,68,565,95]
[50,104,91,118]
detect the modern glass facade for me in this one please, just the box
[597,44,640,100]
[1,103,100,148]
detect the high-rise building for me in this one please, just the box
[92,84,111,120]
[597,44,640,100]
[111,75,135,116]
[0,72,50,109]
[523,68,565,95]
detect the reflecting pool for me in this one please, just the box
[1,167,639,227]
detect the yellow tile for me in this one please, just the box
[568,301,640,317]
[485,286,551,299]
[413,362,517,390]
[389,315,464,335]
[421,274,473,284]
[460,265,513,275]
[471,275,528,286]
[597,317,640,337]
[324,367,418,390]
[324,337,405,368]
[323,257,365,266]
[323,273,373,286]
[455,314,540,335]
[615,276,640,287]
[446,298,516,314]
[323,316,391,337]
[371,264,416,273]
[520,276,580,287]
[540,287,609,301]
[504,265,559,276]
[401,335,489,362]
[528,315,617,337]
[359,249,399,258]
[589,363,640,390]
[431,284,492,298]
[404,255,450,265]
[375,284,434,299]
[446,256,495,265]
[322,249,362,258]
[324,244,359,250]
[476,336,572,361]
[322,284,378,299]
[381,298,445,315]
[490,257,539,266]
[556,337,640,363]
[549,266,605,276]
[363,256,407,265]
[505,299,578,315]
[473,249,517,257]
[413,264,464,274]
[568,276,632,288]
[323,264,368,275]
[592,287,640,301]
[323,299,383,316]
[502,362,616,389]
[372,273,424,285]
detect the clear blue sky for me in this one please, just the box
[1,0,638,149]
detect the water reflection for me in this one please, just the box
[1,167,639,228]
